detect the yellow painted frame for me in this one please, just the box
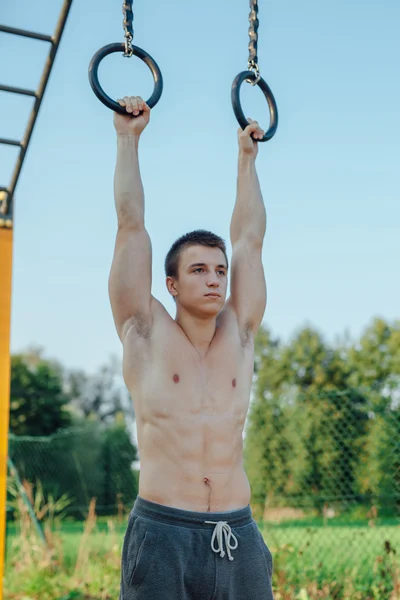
[0,226,13,600]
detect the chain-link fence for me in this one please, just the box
[244,387,400,594]
[8,422,139,518]
[6,387,400,595]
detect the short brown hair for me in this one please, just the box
[165,230,229,278]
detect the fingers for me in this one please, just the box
[244,118,264,140]
[116,96,150,116]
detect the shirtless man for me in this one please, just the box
[109,96,274,600]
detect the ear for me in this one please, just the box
[166,276,178,298]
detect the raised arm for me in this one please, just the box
[108,96,153,342]
[229,120,267,342]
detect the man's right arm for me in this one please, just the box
[108,96,152,342]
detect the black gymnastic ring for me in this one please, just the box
[88,43,163,114]
[231,71,278,142]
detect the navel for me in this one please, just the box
[203,477,212,512]
[173,373,180,384]
[232,378,237,388]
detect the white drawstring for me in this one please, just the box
[204,520,239,561]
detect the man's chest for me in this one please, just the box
[123,325,254,418]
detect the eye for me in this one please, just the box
[218,270,226,276]
[194,268,205,273]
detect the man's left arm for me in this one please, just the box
[229,120,267,342]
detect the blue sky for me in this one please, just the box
[1,0,399,374]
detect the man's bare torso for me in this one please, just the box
[122,298,254,512]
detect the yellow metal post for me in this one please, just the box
[0,217,13,600]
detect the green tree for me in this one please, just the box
[346,318,400,392]
[10,352,71,436]
[245,325,371,517]
[65,355,135,425]
[346,318,400,515]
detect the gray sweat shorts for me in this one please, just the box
[119,495,274,600]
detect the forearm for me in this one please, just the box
[230,153,266,245]
[114,134,144,228]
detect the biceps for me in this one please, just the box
[230,240,266,334]
[108,226,152,339]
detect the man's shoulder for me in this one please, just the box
[150,296,170,318]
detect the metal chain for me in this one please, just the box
[122,0,134,57]
[248,0,261,85]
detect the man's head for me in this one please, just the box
[165,230,229,316]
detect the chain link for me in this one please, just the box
[0,192,6,215]
[122,0,134,57]
[248,0,260,85]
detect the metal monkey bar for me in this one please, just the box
[0,0,74,224]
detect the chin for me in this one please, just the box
[203,300,225,316]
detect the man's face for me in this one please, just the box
[167,245,228,316]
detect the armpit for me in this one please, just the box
[122,313,152,341]
[133,314,152,339]
[240,322,254,348]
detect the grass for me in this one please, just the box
[259,522,400,599]
[5,499,122,600]
[5,517,400,599]
[4,479,400,600]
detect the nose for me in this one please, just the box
[207,277,219,288]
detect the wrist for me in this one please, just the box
[238,151,256,168]
[117,132,140,148]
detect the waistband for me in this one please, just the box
[132,495,253,529]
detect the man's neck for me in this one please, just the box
[175,310,218,359]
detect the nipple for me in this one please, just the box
[173,373,180,384]
[232,378,237,388]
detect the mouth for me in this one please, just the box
[205,293,221,298]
